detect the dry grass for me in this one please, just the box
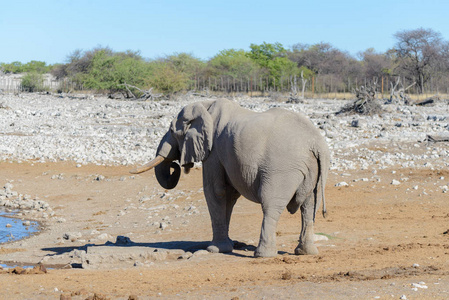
[0,247,25,254]
[212,91,449,101]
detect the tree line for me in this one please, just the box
[1,27,449,96]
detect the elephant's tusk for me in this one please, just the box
[129,155,165,174]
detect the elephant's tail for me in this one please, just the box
[312,143,329,221]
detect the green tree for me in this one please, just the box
[20,72,46,92]
[58,47,151,94]
[0,61,24,73]
[298,66,314,80]
[23,61,50,73]
[146,60,189,94]
[1,60,52,74]
[81,49,120,90]
[208,49,260,79]
[247,42,298,88]
[166,53,205,77]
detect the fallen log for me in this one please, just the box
[425,133,449,142]
[416,99,434,106]
[118,83,163,100]
[415,95,440,106]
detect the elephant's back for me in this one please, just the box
[227,108,323,163]
[261,108,323,144]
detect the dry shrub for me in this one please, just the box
[337,98,383,115]
[337,85,383,115]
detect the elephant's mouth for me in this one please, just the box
[183,162,194,174]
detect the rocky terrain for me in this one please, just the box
[0,93,449,299]
[0,93,448,170]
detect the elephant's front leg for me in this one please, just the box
[295,195,319,255]
[203,165,235,253]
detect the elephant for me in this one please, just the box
[131,98,330,257]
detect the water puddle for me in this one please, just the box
[0,208,39,244]
[0,263,34,269]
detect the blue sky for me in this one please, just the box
[1,0,448,64]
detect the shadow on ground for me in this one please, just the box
[41,236,257,256]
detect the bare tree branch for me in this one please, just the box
[118,83,163,100]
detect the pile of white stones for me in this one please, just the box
[0,93,448,171]
[0,182,53,217]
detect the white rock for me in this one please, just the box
[335,182,349,187]
[411,282,428,289]
[391,180,401,185]
[63,232,82,240]
[96,233,110,240]
[159,222,168,230]
[313,234,329,241]
[193,250,210,256]
[4,183,14,190]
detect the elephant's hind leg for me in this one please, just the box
[254,206,283,257]
[295,194,318,255]
[255,174,299,258]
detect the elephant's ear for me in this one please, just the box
[179,103,213,166]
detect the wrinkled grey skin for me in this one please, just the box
[151,99,330,257]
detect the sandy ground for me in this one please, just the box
[0,157,448,299]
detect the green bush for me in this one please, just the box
[208,49,261,79]
[247,42,299,87]
[65,48,152,94]
[1,61,24,73]
[20,72,47,92]
[1,61,51,74]
[146,61,190,94]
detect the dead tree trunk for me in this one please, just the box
[300,70,307,99]
[389,77,415,105]
[287,75,303,104]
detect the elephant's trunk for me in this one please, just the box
[129,155,181,190]
[154,160,181,190]
[129,131,182,189]
[129,155,165,174]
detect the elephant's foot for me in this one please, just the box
[207,239,233,253]
[294,242,318,255]
[254,244,277,258]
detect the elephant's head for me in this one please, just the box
[130,102,214,190]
